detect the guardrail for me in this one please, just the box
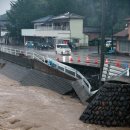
[102,60,129,81]
[0,46,97,96]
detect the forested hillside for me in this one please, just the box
[6,0,130,38]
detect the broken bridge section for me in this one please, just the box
[0,47,98,103]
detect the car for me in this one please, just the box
[55,44,71,55]
[47,42,54,49]
[67,42,77,50]
[34,42,45,50]
[25,41,34,48]
[105,41,112,47]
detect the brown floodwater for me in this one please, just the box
[0,73,129,130]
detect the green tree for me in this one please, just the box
[6,0,130,45]
[7,0,46,44]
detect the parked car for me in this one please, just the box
[55,44,71,55]
[25,41,34,48]
[105,41,112,47]
[47,42,54,49]
[34,42,54,50]
[68,42,77,50]
[34,42,45,50]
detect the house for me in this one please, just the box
[83,26,101,46]
[0,14,9,44]
[114,18,130,54]
[21,12,89,47]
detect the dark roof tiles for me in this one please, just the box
[114,29,128,37]
[83,26,101,33]
[53,12,84,20]
[125,17,130,21]
[32,15,54,23]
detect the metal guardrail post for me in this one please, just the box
[32,52,35,59]
[75,70,77,78]
[64,67,66,72]
[14,49,17,56]
[25,51,27,56]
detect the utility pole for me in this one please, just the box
[111,6,114,50]
[0,25,1,37]
[69,12,71,44]
[99,0,106,86]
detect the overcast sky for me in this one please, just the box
[0,0,17,15]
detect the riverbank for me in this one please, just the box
[0,73,129,130]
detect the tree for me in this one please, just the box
[7,0,46,44]
[6,0,130,45]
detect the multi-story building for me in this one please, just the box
[22,12,89,47]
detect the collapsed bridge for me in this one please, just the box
[0,46,99,104]
[0,46,129,105]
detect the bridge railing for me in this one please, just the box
[102,60,129,81]
[0,46,97,95]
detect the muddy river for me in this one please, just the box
[0,74,129,130]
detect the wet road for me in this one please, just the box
[1,45,130,67]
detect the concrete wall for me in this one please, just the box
[62,62,100,77]
[0,52,33,68]
[33,60,76,81]
[0,52,76,81]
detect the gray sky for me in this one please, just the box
[0,0,17,15]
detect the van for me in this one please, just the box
[55,44,71,55]
[105,41,112,47]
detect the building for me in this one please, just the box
[83,26,101,46]
[21,12,89,47]
[0,14,9,44]
[114,17,130,54]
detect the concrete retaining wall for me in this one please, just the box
[0,52,33,68]
[0,52,76,81]
[33,60,76,81]
[62,62,100,77]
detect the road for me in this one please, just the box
[1,45,130,67]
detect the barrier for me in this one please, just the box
[77,56,80,62]
[69,56,73,62]
[55,55,130,69]
[86,56,90,63]
[115,60,120,67]
[105,58,108,64]
[94,58,98,64]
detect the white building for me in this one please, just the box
[21,12,88,47]
[0,14,9,44]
